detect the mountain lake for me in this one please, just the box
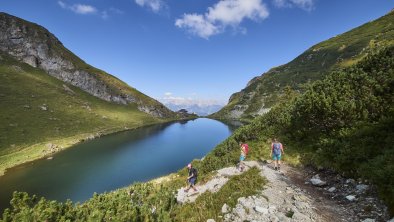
[0,118,240,213]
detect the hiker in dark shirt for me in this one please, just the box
[184,163,198,192]
[271,138,284,171]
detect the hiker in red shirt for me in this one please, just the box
[237,142,249,172]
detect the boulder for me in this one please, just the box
[310,178,326,186]
[346,179,356,184]
[221,204,229,214]
[356,184,369,193]
[40,104,48,111]
[345,195,356,201]
[254,206,269,214]
[328,187,336,192]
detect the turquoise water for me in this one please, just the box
[0,118,236,212]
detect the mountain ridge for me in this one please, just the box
[0,12,174,118]
[211,10,394,120]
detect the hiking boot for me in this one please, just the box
[278,166,281,171]
[274,167,277,171]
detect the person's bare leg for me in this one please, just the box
[278,160,281,170]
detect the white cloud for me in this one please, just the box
[109,7,124,15]
[135,0,165,13]
[58,2,124,19]
[175,0,269,39]
[58,1,97,15]
[175,14,219,39]
[70,4,97,14]
[164,92,173,96]
[58,0,66,9]
[273,0,315,11]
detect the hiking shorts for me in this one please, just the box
[240,155,246,161]
[189,177,197,185]
[272,154,281,161]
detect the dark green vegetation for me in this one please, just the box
[202,47,394,214]
[0,52,166,175]
[1,166,265,222]
[2,35,393,222]
[2,10,394,222]
[211,10,394,120]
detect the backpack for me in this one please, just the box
[243,144,249,155]
[273,143,281,155]
[190,168,198,178]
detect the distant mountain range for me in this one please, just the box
[162,102,224,116]
[211,10,394,120]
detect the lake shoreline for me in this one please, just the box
[0,117,198,177]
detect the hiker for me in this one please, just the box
[184,163,198,192]
[271,138,284,171]
[238,142,249,172]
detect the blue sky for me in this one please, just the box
[1,0,393,106]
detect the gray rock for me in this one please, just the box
[222,203,229,214]
[388,218,394,222]
[312,174,320,179]
[269,215,280,222]
[346,179,356,184]
[206,219,215,222]
[345,195,356,201]
[40,104,48,111]
[328,187,336,192]
[361,219,375,222]
[268,205,277,214]
[356,184,369,193]
[310,178,326,186]
[255,206,269,214]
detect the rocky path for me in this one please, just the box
[176,161,392,222]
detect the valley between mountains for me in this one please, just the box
[0,9,393,222]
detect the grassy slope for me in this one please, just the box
[2,48,392,220]
[1,12,174,116]
[211,10,394,120]
[0,52,166,175]
[1,165,265,222]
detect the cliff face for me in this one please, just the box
[0,12,174,118]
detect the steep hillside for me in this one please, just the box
[2,47,393,221]
[0,52,166,175]
[211,10,394,120]
[0,13,181,175]
[204,47,394,214]
[0,12,174,118]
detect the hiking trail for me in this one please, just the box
[176,161,392,222]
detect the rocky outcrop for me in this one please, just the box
[0,12,174,118]
[176,161,391,221]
